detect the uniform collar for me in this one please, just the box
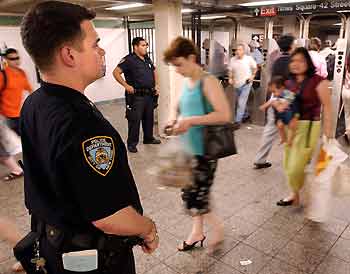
[132,52,146,62]
[41,81,90,102]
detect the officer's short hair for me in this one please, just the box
[277,34,295,53]
[163,37,199,63]
[3,48,18,57]
[20,1,96,71]
[132,37,146,49]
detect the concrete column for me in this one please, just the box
[283,16,298,36]
[153,0,183,135]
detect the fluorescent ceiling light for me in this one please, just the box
[201,15,226,20]
[333,23,342,26]
[182,8,195,13]
[240,0,317,7]
[337,10,350,13]
[106,3,145,11]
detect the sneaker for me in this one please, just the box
[242,115,251,123]
[232,122,241,130]
[128,146,138,153]
[143,138,161,144]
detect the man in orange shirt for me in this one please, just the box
[0,48,33,136]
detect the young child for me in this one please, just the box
[260,76,298,146]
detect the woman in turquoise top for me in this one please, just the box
[164,37,231,253]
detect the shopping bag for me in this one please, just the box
[147,136,193,188]
[305,139,348,222]
[332,159,350,197]
[0,117,21,155]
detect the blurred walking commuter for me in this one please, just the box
[163,37,231,253]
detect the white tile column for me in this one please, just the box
[153,0,183,135]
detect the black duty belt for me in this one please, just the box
[134,88,155,96]
[45,224,144,252]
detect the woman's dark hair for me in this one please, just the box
[20,1,95,71]
[163,36,199,63]
[290,47,316,78]
[269,75,286,89]
[277,34,295,53]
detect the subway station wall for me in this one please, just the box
[0,26,128,103]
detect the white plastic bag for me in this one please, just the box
[0,118,21,155]
[147,136,193,188]
[306,139,348,222]
[332,159,350,197]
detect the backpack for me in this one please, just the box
[0,69,7,93]
[326,53,335,81]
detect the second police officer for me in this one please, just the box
[113,37,161,153]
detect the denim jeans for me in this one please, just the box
[235,83,252,123]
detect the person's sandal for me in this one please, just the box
[253,162,272,169]
[276,199,294,206]
[178,236,206,252]
[3,172,24,182]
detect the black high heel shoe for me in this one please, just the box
[177,236,206,252]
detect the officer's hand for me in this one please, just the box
[141,223,159,254]
[173,118,193,135]
[125,85,135,94]
[141,234,159,254]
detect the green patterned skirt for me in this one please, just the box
[283,120,321,192]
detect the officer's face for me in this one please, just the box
[76,20,106,83]
[134,41,148,57]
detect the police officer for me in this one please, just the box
[113,37,161,153]
[19,1,158,273]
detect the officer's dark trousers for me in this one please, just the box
[126,95,154,148]
[40,236,136,274]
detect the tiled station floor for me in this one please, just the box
[0,101,349,274]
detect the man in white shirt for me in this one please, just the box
[320,40,334,59]
[308,37,328,79]
[229,43,257,128]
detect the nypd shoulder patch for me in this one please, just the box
[82,136,115,176]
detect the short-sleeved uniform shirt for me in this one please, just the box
[20,82,142,232]
[0,66,32,118]
[117,53,155,89]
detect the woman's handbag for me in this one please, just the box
[200,77,237,160]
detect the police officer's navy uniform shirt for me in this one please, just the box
[20,82,143,231]
[118,53,155,89]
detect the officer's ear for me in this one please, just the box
[59,46,76,68]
